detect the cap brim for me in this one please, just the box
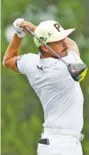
[48,28,75,43]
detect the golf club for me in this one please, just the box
[23,27,88,82]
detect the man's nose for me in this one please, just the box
[63,39,66,43]
[62,39,67,47]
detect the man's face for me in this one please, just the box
[48,39,68,57]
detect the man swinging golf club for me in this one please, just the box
[3,18,86,155]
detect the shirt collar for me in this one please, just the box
[38,53,59,68]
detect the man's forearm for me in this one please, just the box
[22,21,36,33]
[27,22,36,32]
[3,34,22,66]
[65,37,80,56]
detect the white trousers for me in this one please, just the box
[37,129,83,155]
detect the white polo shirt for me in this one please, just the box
[17,51,84,132]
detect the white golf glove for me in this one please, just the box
[13,18,26,38]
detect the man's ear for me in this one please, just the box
[41,45,49,52]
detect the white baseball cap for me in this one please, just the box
[34,20,75,47]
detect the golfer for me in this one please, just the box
[3,18,84,155]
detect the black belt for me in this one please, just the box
[38,138,49,145]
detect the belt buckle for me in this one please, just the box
[38,138,49,145]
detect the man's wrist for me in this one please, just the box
[15,30,26,38]
[15,33,23,39]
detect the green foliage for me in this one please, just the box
[1,0,89,155]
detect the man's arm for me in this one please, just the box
[2,34,22,72]
[65,37,80,56]
[2,20,36,72]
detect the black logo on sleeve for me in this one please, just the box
[37,65,43,71]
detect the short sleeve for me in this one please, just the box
[62,51,83,64]
[16,53,36,74]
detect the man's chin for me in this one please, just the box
[61,47,68,57]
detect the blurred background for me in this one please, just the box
[1,0,89,155]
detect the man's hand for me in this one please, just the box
[13,18,26,38]
[13,18,36,38]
